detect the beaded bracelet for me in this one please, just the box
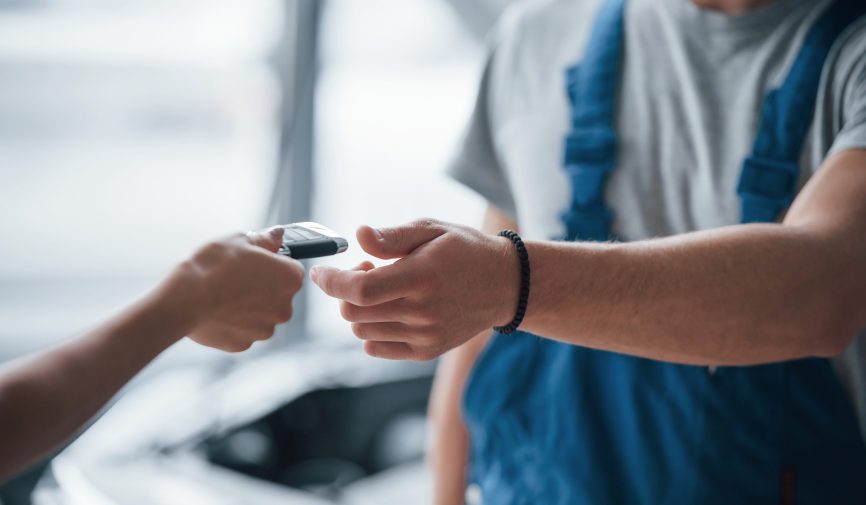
[493,229,531,334]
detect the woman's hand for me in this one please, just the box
[160,227,305,352]
[311,219,519,360]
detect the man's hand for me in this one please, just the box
[160,227,305,352]
[311,219,519,360]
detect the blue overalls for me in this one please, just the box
[462,1,866,503]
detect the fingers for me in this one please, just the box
[246,226,285,253]
[340,298,426,324]
[350,321,422,342]
[185,229,303,347]
[350,323,442,362]
[260,264,302,323]
[244,251,302,320]
[356,219,446,260]
[363,341,437,361]
[311,262,415,306]
[249,227,307,287]
[274,253,306,287]
[188,321,276,353]
[269,298,295,324]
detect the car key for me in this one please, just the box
[276,222,349,259]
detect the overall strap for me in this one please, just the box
[738,0,866,224]
[561,0,627,242]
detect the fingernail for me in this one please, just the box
[309,267,319,282]
[373,227,385,241]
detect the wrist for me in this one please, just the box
[147,261,209,342]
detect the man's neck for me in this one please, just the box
[690,0,777,15]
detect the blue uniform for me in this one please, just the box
[463,0,866,503]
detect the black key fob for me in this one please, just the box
[277,222,349,259]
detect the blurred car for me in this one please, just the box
[32,345,435,505]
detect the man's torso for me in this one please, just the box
[451,0,866,442]
[484,0,866,241]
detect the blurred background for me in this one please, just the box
[0,0,514,503]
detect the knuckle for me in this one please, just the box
[412,346,439,362]
[269,300,293,323]
[256,327,276,341]
[281,264,303,289]
[363,341,381,358]
[225,341,252,353]
[353,278,376,305]
[351,322,369,340]
[271,302,293,323]
[382,225,404,246]
[289,261,305,284]
[220,236,242,250]
[340,302,358,322]
[437,232,461,249]
[196,240,229,261]
[413,217,440,230]
[409,305,436,325]
[415,327,439,346]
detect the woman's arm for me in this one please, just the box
[0,228,304,481]
[427,206,514,505]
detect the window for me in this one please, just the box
[0,0,285,359]
[0,2,515,501]
[307,0,487,341]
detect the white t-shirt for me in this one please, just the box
[448,0,866,435]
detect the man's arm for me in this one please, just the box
[427,206,514,505]
[520,148,866,364]
[0,229,304,481]
[312,149,866,365]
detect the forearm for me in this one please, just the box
[522,222,864,365]
[428,206,512,504]
[428,331,491,505]
[428,348,471,505]
[0,228,303,481]
[0,281,193,481]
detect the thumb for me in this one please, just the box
[246,226,284,253]
[357,220,446,260]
